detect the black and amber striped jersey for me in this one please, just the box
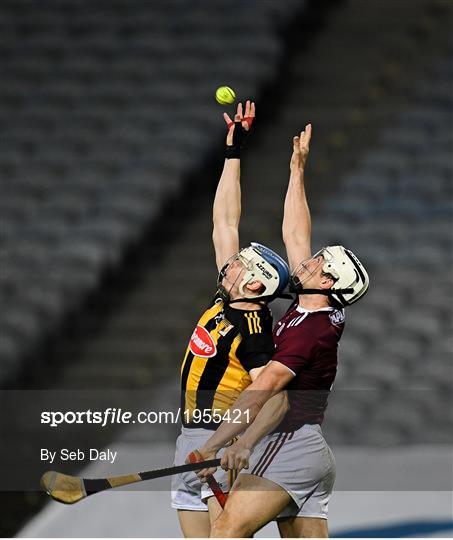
[180,294,274,429]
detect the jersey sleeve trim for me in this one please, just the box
[241,352,273,372]
[270,359,296,377]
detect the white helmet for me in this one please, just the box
[217,242,290,302]
[321,246,369,306]
[290,245,369,307]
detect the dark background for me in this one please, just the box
[0,0,452,535]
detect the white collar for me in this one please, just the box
[296,305,334,314]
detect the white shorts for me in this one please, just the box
[171,427,229,511]
[247,424,336,519]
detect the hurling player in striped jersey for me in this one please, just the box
[193,125,369,537]
[172,101,291,537]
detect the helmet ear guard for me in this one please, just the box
[324,246,369,306]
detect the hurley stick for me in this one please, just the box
[41,458,221,505]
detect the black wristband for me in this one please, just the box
[225,146,241,159]
[224,120,251,160]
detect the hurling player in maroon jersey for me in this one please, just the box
[192,125,369,537]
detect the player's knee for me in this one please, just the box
[210,510,251,537]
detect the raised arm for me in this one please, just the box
[282,124,312,270]
[212,100,255,270]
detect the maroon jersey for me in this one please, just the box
[272,303,345,432]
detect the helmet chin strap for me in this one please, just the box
[227,292,293,305]
[289,277,353,297]
[215,283,264,305]
[217,267,257,304]
[216,289,293,306]
[217,276,292,306]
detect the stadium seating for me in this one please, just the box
[321,52,453,444]
[0,0,302,383]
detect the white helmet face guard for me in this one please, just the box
[291,249,325,286]
[217,252,248,297]
[291,246,369,307]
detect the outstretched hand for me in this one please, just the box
[224,100,255,147]
[290,123,312,171]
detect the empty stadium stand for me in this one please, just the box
[0,0,306,534]
[321,50,453,445]
[0,0,303,384]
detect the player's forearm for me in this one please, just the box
[283,168,311,245]
[212,158,241,229]
[282,167,312,265]
[203,386,274,453]
[283,127,312,265]
[239,391,289,450]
